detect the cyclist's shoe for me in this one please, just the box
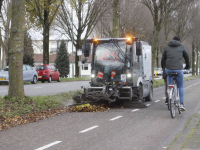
[165,98,169,105]
[180,103,186,111]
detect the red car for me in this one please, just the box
[35,64,61,83]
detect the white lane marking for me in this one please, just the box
[34,87,42,89]
[155,100,160,102]
[162,97,166,99]
[132,109,139,112]
[146,104,151,107]
[0,90,7,92]
[110,116,123,121]
[35,141,62,150]
[185,81,200,89]
[162,146,167,149]
[79,126,99,133]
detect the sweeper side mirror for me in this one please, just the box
[82,43,91,57]
[82,57,87,64]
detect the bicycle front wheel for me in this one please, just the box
[170,87,176,118]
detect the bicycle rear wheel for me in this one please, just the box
[170,87,176,118]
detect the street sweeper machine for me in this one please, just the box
[73,37,153,104]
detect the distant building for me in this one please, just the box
[32,40,70,54]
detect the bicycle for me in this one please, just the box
[167,73,182,118]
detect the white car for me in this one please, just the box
[154,68,163,76]
[0,65,38,84]
[183,69,189,74]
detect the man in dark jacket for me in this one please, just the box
[161,36,190,111]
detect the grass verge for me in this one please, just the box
[153,75,200,88]
[0,90,82,130]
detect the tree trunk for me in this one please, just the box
[152,27,159,77]
[8,0,25,98]
[43,0,49,64]
[2,45,7,67]
[1,1,11,69]
[0,29,1,69]
[75,42,82,78]
[43,26,49,64]
[0,0,2,60]
[0,28,7,69]
[164,17,169,46]
[156,47,159,68]
[2,26,10,68]
[192,42,195,75]
[75,49,79,78]
[0,0,3,14]
[196,46,199,75]
[74,0,83,78]
[112,0,119,38]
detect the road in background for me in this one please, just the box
[0,81,90,97]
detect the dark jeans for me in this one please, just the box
[165,68,184,104]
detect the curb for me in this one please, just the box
[168,109,200,150]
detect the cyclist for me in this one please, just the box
[161,36,190,111]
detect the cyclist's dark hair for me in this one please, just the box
[173,36,180,42]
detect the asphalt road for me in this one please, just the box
[1,77,200,150]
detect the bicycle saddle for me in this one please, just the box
[168,73,178,77]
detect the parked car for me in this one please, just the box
[35,64,61,83]
[189,69,192,73]
[0,64,38,84]
[154,68,163,76]
[183,69,189,74]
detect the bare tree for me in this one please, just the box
[139,0,192,76]
[0,0,11,69]
[55,0,111,77]
[91,6,112,38]
[119,1,153,40]
[158,0,196,68]
[188,1,200,75]
[8,0,25,98]
[172,2,196,41]
[93,1,153,41]
[26,0,63,64]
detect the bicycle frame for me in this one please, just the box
[167,74,181,118]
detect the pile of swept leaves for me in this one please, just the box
[0,96,67,131]
[0,95,110,131]
[69,103,109,112]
